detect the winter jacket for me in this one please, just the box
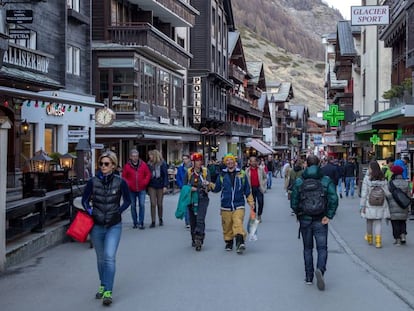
[287,165,303,191]
[290,165,338,220]
[387,175,410,220]
[359,175,390,220]
[394,160,408,179]
[245,165,267,194]
[122,160,151,192]
[321,162,339,185]
[175,185,198,219]
[176,162,192,189]
[82,172,131,227]
[148,161,169,189]
[344,162,356,177]
[212,168,254,211]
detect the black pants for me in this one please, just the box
[391,220,407,239]
[188,192,209,242]
[251,186,264,216]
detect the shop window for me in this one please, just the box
[67,0,80,12]
[44,125,57,155]
[67,45,80,76]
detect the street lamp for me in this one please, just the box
[29,149,52,173]
[59,153,77,181]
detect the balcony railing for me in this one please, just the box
[108,23,191,68]
[223,121,253,137]
[228,94,251,112]
[129,0,197,26]
[252,128,263,137]
[247,85,261,99]
[229,64,245,83]
[248,106,263,118]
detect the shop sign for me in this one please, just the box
[159,116,170,124]
[3,44,50,73]
[351,6,389,26]
[193,77,201,124]
[46,104,64,116]
[396,140,407,153]
[6,10,33,24]
[9,29,31,40]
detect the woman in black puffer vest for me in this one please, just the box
[82,151,131,306]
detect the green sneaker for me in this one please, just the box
[95,286,105,299]
[102,291,112,306]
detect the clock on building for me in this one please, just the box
[95,107,116,126]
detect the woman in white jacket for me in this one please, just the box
[360,161,391,248]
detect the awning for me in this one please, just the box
[246,139,274,155]
[0,85,103,108]
[370,105,414,125]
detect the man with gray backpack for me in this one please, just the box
[290,155,338,291]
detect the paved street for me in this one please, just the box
[1,177,414,311]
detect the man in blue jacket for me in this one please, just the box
[213,153,254,254]
[175,154,192,228]
[290,155,338,291]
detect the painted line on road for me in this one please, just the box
[329,224,414,310]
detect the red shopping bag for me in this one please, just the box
[66,211,94,243]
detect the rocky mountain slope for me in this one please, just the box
[232,0,344,113]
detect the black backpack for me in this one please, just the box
[300,178,327,216]
[389,181,411,209]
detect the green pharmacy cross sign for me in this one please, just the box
[370,134,381,145]
[323,104,345,127]
[396,129,403,140]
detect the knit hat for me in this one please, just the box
[223,153,236,163]
[191,152,203,161]
[391,165,403,175]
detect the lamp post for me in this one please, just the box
[59,153,76,181]
[28,149,52,194]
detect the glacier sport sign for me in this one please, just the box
[351,6,389,26]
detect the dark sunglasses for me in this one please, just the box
[99,161,112,167]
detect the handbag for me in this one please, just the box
[66,211,94,242]
[389,180,411,209]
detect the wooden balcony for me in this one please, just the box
[247,85,261,99]
[129,0,197,26]
[228,94,250,112]
[229,64,245,83]
[223,121,253,137]
[248,106,262,118]
[334,60,352,80]
[252,128,263,137]
[107,23,191,68]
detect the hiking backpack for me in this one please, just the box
[299,178,327,216]
[368,185,385,206]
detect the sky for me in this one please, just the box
[323,0,362,20]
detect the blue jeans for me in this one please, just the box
[90,222,122,292]
[130,190,146,226]
[266,172,273,189]
[300,219,328,278]
[345,177,355,197]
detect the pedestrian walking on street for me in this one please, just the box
[176,154,192,229]
[344,157,357,198]
[394,156,410,180]
[183,153,212,251]
[122,149,151,229]
[266,155,274,189]
[381,157,394,181]
[359,161,391,248]
[213,153,255,254]
[147,149,169,228]
[287,159,304,202]
[283,160,292,195]
[386,165,410,245]
[245,155,267,222]
[290,155,338,290]
[82,151,131,306]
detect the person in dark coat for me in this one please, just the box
[147,149,169,228]
[290,155,338,291]
[321,157,339,192]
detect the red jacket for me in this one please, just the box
[122,160,151,192]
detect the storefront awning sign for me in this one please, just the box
[323,104,345,127]
[370,134,381,145]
